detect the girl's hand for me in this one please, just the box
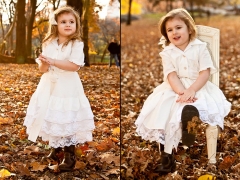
[176,88,197,103]
[39,54,55,65]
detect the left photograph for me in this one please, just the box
[0,0,120,179]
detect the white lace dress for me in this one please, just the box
[24,39,95,148]
[135,39,231,153]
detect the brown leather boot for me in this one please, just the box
[58,145,76,171]
[181,105,199,146]
[154,151,176,174]
[42,147,62,163]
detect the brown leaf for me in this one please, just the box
[74,161,86,170]
[99,153,120,166]
[11,162,30,176]
[23,146,40,155]
[30,162,47,172]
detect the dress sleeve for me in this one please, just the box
[68,41,85,66]
[199,44,217,74]
[160,51,176,82]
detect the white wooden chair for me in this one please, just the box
[196,25,220,87]
[196,25,220,164]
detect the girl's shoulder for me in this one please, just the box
[42,38,57,48]
[190,38,206,46]
[71,40,83,46]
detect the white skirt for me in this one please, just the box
[135,78,231,153]
[24,69,95,148]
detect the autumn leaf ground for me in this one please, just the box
[0,64,120,179]
[121,15,240,179]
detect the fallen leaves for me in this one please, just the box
[0,65,120,179]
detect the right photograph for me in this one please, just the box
[121,1,240,179]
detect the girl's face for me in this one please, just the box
[57,12,77,40]
[165,17,191,51]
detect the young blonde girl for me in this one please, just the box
[24,6,95,171]
[135,8,231,174]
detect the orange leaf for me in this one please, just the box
[30,162,47,172]
[74,161,86,170]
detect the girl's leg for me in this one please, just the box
[182,105,218,163]
[154,144,176,174]
[59,145,76,171]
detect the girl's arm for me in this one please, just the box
[167,71,186,94]
[39,54,80,71]
[38,59,50,73]
[177,68,210,103]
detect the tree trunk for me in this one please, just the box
[15,0,26,63]
[66,0,83,15]
[0,14,4,40]
[82,0,90,66]
[67,0,90,66]
[126,0,132,25]
[27,0,37,57]
[190,0,194,20]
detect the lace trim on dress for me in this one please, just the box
[135,110,225,146]
[39,131,93,148]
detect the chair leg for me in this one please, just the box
[206,125,218,164]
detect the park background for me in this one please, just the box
[0,0,120,179]
[0,0,120,65]
[121,0,240,179]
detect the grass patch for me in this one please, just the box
[142,12,165,20]
[89,54,110,64]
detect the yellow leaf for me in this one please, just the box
[0,169,11,177]
[112,127,120,136]
[198,174,216,180]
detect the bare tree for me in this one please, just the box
[0,0,17,53]
[26,0,37,57]
[15,0,26,63]
[67,0,91,66]
[126,0,132,25]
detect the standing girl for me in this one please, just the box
[24,6,95,171]
[135,8,231,174]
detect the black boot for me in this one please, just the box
[42,147,62,162]
[58,145,76,171]
[154,151,176,174]
[181,105,199,146]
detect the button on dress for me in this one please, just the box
[24,39,95,148]
[135,39,231,153]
